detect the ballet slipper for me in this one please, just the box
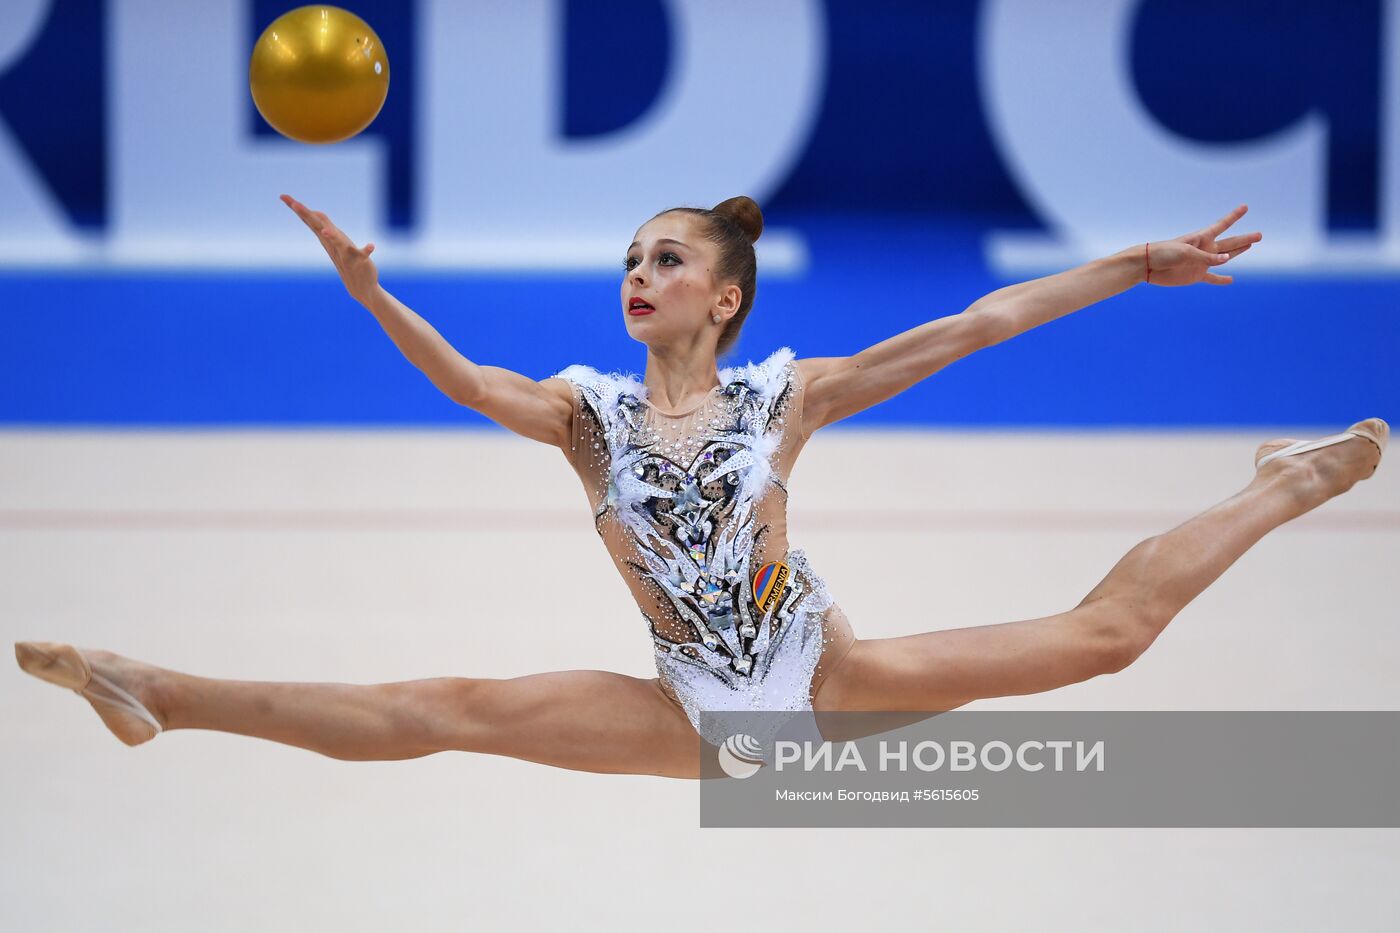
[14,641,163,746]
[1254,418,1388,477]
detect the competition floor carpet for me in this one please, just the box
[2,428,1397,930]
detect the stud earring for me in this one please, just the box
[712,315,722,324]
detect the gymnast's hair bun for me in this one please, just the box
[712,196,764,244]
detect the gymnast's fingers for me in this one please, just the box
[1204,204,1248,238]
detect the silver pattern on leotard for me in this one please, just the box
[555,347,835,749]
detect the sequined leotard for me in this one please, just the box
[554,346,856,749]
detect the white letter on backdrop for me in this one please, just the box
[418,0,826,246]
[978,0,1329,271]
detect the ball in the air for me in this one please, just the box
[248,5,390,144]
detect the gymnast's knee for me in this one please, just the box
[1073,602,1160,675]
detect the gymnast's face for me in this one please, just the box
[622,213,737,352]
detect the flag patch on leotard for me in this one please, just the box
[752,560,789,615]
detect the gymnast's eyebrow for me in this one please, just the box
[627,238,690,251]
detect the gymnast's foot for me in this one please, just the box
[14,642,170,746]
[1253,418,1388,508]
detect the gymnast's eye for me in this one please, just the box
[623,253,680,270]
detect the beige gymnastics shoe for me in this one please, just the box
[1255,418,1388,477]
[15,642,163,746]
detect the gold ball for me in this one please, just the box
[248,5,390,145]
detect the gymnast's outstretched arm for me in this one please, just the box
[281,194,573,449]
[798,204,1262,435]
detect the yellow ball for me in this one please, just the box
[248,5,390,144]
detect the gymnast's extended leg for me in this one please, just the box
[14,646,705,779]
[813,425,1386,715]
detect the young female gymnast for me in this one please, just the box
[15,196,1386,780]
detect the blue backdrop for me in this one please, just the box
[1,0,1394,426]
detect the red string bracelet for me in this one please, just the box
[1144,242,1151,283]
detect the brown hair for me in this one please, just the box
[655,196,764,358]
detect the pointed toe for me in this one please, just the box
[15,641,90,692]
[1346,418,1388,460]
[15,642,163,745]
[1255,419,1388,475]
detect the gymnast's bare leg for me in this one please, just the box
[813,428,1385,717]
[16,654,706,779]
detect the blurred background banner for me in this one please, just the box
[1,0,1396,425]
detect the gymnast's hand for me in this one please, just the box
[1145,204,1262,287]
[281,194,380,305]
